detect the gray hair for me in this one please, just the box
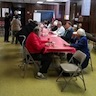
[58,21,62,25]
[33,26,40,35]
[77,28,86,36]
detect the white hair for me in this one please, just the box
[77,28,86,36]
[53,20,58,26]
[58,21,62,25]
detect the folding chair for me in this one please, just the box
[19,35,26,60]
[18,35,40,78]
[21,47,40,78]
[56,50,87,91]
[18,35,26,71]
[18,35,27,77]
[88,43,93,71]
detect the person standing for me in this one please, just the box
[11,15,21,44]
[4,12,11,42]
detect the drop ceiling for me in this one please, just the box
[0,0,69,4]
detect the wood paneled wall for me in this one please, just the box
[0,2,65,25]
[25,4,57,23]
[90,0,96,34]
[70,2,77,23]
[0,1,96,34]
[0,2,12,21]
[25,3,65,24]
[59,3,65,24]
[70,0,90,32]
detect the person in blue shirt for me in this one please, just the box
[61,21,74,43]
[66,28,90,69]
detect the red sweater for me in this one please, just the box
[25,32,45,53]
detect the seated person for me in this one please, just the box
[52,21,65,37]
[51,20,58,31]
[43,20,49,28]
[25,26,52,79]
[61,21,74,43]
[66,28,90,69]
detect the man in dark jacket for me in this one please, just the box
[4,12,11,42]
[16,20,38,45]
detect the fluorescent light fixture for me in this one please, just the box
[46,0,68,2]
[63,0,69,2]
[46,0,54,1]
[37,1,43,3]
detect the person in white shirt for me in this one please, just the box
[53,21,65,36]
[11,15,21,44]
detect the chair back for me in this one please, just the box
[69,50,86,67]
[23,47,40,73]
[88,44,93,52]
[19,35,26,47]
[88,43,93,71]
[23,47,35,64]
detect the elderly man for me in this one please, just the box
[61,21,74,43]
[52,21,65,36]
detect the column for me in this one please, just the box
[64,0,70,20]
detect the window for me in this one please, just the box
[2,8,9,17]
[33,10,54,22]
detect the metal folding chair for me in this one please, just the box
[56,50,87,91]
[23,47,40,77]
[18,35,40,78]
[88,43,93,71]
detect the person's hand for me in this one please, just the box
[63,43,70,46]
[45,43,50,46]
[72,32,77,38]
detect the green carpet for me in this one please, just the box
[0,37,96,96]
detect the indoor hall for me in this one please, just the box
[0,0,96,96]
[0,36,96,96]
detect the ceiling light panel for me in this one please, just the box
[46,0,54,1]
[46,0,68,2]
[37,1,43,3]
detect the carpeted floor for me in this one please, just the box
[0,37,96,96]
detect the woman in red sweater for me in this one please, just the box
[25,26,52,79]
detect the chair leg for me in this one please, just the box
[61,71,86,92]
[61,73,75,91]
[61,82,68,92]
[56,71,63,82]
[90,57,93,71]
[61,77,72,91]
[80,71,86,91]
[22,63,28,78]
